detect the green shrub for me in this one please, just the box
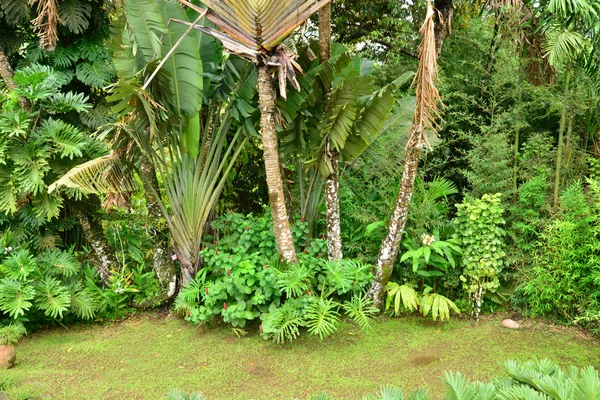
[518,180,600,334]
[176,212,377,342]
[0,322,26,345]
[454,193,506,318]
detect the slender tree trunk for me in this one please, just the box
[319,2,343,260]
[140,160,178,298]
[257,65,298,264]
[319,3,332,62]
[76,211,118,285]
[368,130,422,308]
[553,63,571,208]
[480,10,502,97]
[512,88,523,203]
[563,105,575,172]
[0,48,30,111]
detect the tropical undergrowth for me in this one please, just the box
[175,212,378,342]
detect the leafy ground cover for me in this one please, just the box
[3,314,600,399]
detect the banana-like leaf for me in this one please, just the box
[158,1,203,118]
[122,0,165,61]
[186,0,330,52]
[48,154,136,194]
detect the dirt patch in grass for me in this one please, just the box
[4,313,600,399]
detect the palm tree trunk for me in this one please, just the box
[553,63,571,208]
[319,3,343,260]
[76,210,117,285]
[368,130,422,308]
[0,48,30,111]
[140,160,178,298]
[512,88,523,203]
[257,65,298,264]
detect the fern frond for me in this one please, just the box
[49,92,91,114]
[12,142,50,195]
[305,297,340,340]
[69,284,99,320]
[0,168,18,214]
[38,118,85,159]
[274,263,312,298]
[79,104,115,130]
[1,249,37,281]
[261,301,305,344]
[443,371,476,400]
[51,44,80,68]
[0,278,35,319]
[58,0,91,34]
[37,249,81,277]
[32,192,63,221]
[75,61,115,88]
[343,294,379,331]
[34,276,71,319]
[0,0,30,25]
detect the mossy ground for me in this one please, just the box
[3,314,600,399]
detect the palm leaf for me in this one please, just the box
[188,0,331,52]
[122,0,165,60]
[48,154,136,195]
[157,1,203,118]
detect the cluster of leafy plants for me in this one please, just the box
[168,359,600,400]
[175,212,377,342]
[516,180,600,334]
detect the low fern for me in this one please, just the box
[305,297,340,339]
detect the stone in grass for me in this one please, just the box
[502,313,521,329]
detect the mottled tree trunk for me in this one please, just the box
[0,48,30,111]
[320,3,343,260]
[325,149,343,260]
[257,65,298,264]
[368,130,422,308]
[76,211,118,285]
[140,160,178,298]
[433,0,453,55]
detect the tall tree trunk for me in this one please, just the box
[0,48,30,111]
[140,160,178,298]
[563,105,575,172]
[553,63,571,208]
[257,64,298,264]
[319,3,343,260]
[367,130,422,307]
[76,210,118,285]
[368,2,441,308]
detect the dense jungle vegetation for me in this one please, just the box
[1,0,600,396]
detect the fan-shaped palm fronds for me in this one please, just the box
[181,0,330,53]
[48,153,136,195]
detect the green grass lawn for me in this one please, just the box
[3,314,600,399]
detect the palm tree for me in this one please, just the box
[178,0,331,264]
[368,1,444,308]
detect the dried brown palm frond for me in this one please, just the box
[411,1,443,149]
[31,0,60,51]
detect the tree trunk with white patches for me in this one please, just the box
[325,150,343,260]
[76,210,118,285]
[368,129,422,308]
[140,160,178,298]
[258,64,298,264]
[320,3,343,260]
